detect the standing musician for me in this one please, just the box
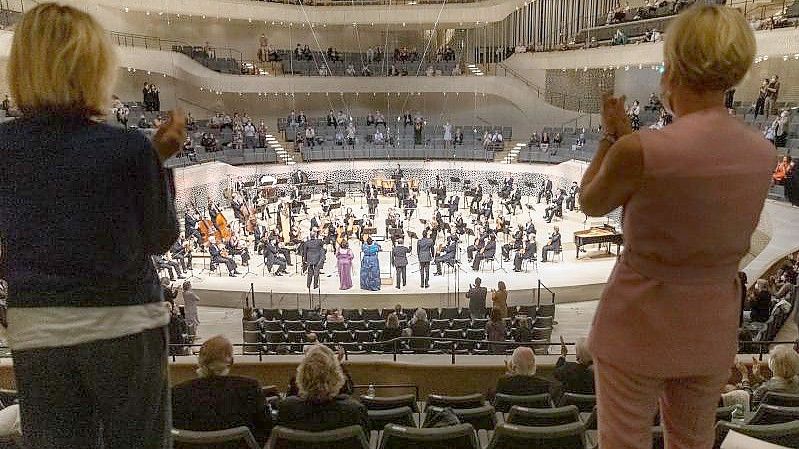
[537,178,553,204]
[433,235,458,276]
[301,231,324,290]
[447,195,459,222]
[472,233,497,271]
[417,230,434,288]
[392,238,412,289]
[208,236,239,276]
[513,237,537,272]
[403,194,417,219]
[469,184,483,213]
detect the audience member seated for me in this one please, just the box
[494,347,553,396]
[735,345,799,406]
[277,345,368,432]
[200,132,219,152]
[407,308,431,351]
[485,308,507,354]
[553,337,595,399]
[172,336,273,447]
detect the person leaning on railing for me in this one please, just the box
[0,4,185,448]
[580,5,774,449]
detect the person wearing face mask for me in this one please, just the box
[580,6,775,449]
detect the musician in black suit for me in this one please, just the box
[208,238,238,276]
[433,237,457,276]
[417,230,434,288]
[514,238,537,272]
[184,211,202,242]
[470,184,483,212]
[172,336,273,447]
[392,239,412,289]
[403,195,417,219]
[504,188,522,215]
[565,181,579,211]
[466,277,488,319]
[152,254,184,281]
[170,238,190,273]
[472,233,496,271]
[541,227,562,262]
[436,184,447,209]
[544,189,565,223]
[264,237,288,276]
[447,195,459,221]
[502,226,525,262]
[525,220,537,238]
[302,232,324,289]
[480,197,494,219]
[537,178,553,204]
[467,232,486,262]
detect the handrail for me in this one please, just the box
[177,97,217,115]
[109,30,245,63]
[536,280,555,309]
[498,62,592,113]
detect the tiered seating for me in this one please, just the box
[245,305,555,355]
[276,49,462,77]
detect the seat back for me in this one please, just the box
[425,405,497,430]
[715,420,799,448]
[762,391,799,408]
[426,393,485,410]
[172,426,259,449]
[378,423,480,449]
[486,422,587,449]
[748,404,799,425]
[367,406,416,431]
[361,394,419,413]
[506,405,580,427]
[266,425,369,449]
[494,393,552,413]
[559,393,596,413]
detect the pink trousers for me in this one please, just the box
[594,357,728,449]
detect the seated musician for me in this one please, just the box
[254,221,269,254]
[152,254,185,282]
[436,185,447,209]
[514,238,537,272]
[470,185,483,212]
[433,236,458,276]
[565,182,580,211]
[454,213,467,235]
[320,190,331,216]
[467,230,486,262]
[525,220,537,238]
[544,189,565,223]
[541,227,562,263]
[208,237,239,276]
[170,238,191,273]
[504,188,522,214]
[502,225,525,262]
[479,197,494,219]
[537,178,553,204]
[472,233,497,271]
[264,236,289,276]
[225,235,250,267]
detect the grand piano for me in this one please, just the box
[573,224,623,259]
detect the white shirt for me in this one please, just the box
[6,302,170,351]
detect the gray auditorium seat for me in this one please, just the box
[714,420,799,448]
[506,405,580,427]
[425,393,486,411]
[172,426,259,449]
[493,393,553,413]
[486,422,588,449]
[367,406,417,430]
[762,391,799,408]
[378,423,480,449]
[266,425,370,449]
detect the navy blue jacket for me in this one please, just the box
[0,114,178,308]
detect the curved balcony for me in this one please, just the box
[55,0,528,26]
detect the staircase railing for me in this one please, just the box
[498,63,594,113]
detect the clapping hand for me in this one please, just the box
[601,93,633,139]
[735,360,749,380]
[560,335,568,358]
[153,110,187,161]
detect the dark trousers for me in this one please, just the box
[279,248,292,265]
[419,261,430,286]
[157,261,182,280]
[467,245,478,261]
[753,97,765,118]
[266,255,287,274]
[566,196,576,211]
[514,253,526,271]
[307,262,321,289]
[472,253,490,270]
[395,265,407,288]
[541,245,557,262]
[13,327,170,449]
[212,255,237,274]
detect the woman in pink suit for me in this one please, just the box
[336,241,354,290]
[580,6,774,449]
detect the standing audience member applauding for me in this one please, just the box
[277,345,368,432]
[182,281,200,337]
[172,336,273,447]
[580,6,774,449]
[490,281,509,318]
[466,277,488,319]
[485,308,507,354]
[0,4,185,448]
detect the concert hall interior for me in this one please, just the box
[1,1,799,448]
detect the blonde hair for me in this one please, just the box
[9,3,116,116]
[197,335,234,378]
[509,347,536,375]
[296,345,345,402]
[768,345,799,379]
[663,5,755,91]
